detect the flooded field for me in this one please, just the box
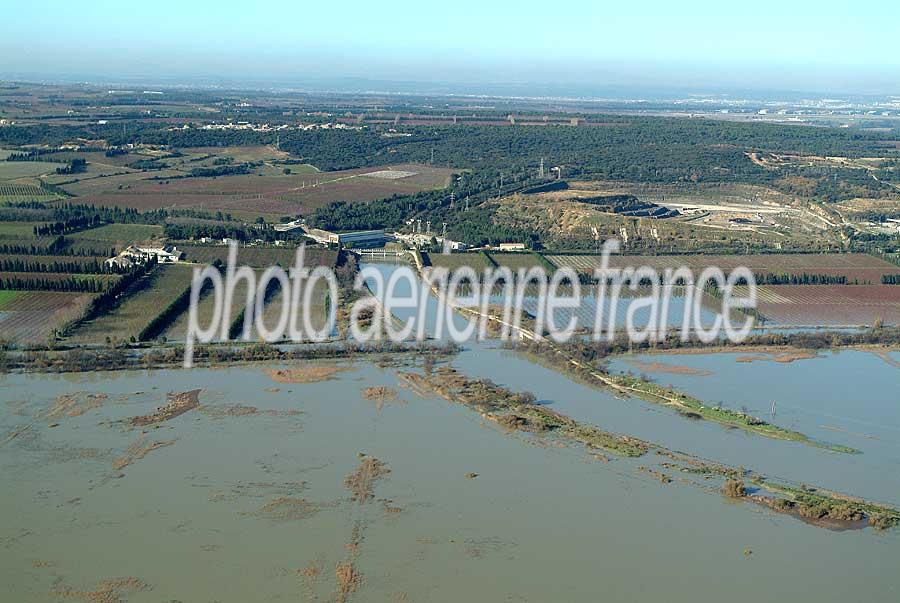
[3,355,900,602]
[2,262,899,601]
[362,263,739,338]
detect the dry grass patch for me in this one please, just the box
[129,389,201,426]
[267,365,349,383]
[112,438,176,471]
[344,456,391,504]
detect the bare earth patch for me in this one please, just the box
[52,576,150,603]
[199,403,260,418]
[267,366,349,384]
[47,393,108,420]
[362,386,402,410]
[625,359,713,376]
[335,560,363,603]
[344,456,391,504]
[112,438,176,470]
[736,350,820,364]
[129,390,201,426]
[242,496,328,522]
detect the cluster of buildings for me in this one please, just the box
[105,246,182,269]
[168,121,363,133]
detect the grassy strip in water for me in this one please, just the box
[400,366,650,457]
[610,372,859,453]
[511,341,860,454]
[746,480,900,530]
[402,365,900,531]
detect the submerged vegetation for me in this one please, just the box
[0,341,460,373]
[401,364,900,531]
[399,366,650,457]
[502,340,860,453]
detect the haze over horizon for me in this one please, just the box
[3,0,900,96]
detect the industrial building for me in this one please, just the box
[303,227,389,248]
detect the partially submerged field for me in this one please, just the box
[749,285,900,326]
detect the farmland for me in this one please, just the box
[0,222,48,238]
[259,275,333,340]
[67,223,164,243]
[486,252,547,272]
[0,290,94,343]
[425,251,492,272]
[0,272,120,291]
[58,162,456,219]
[0,161,68,180]
[0,183,58,201]
[66,264,195,344]
[177,245,337,268]
[0,254,111,274]
[162,271,254,341]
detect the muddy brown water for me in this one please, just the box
[1,264,898,601]
[2,359,899,602]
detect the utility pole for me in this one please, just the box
[430,146,435,164]
[465,196,470,212]
[539,157,544,179]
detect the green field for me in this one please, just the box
[426,252,492,272]
[68,223,164,242]
[0,183,58,201]
[0,222,47,237]
[178,245,337,268]
[0,161,68,180]
[0,289,20,308]
[486,252,545,272]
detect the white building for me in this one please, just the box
[106,245,182,268]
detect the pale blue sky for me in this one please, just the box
[3,0,899,93]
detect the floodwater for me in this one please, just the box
[2,263,899,602]
[364,263,736,336]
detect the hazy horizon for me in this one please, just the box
[3,0,900,97]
